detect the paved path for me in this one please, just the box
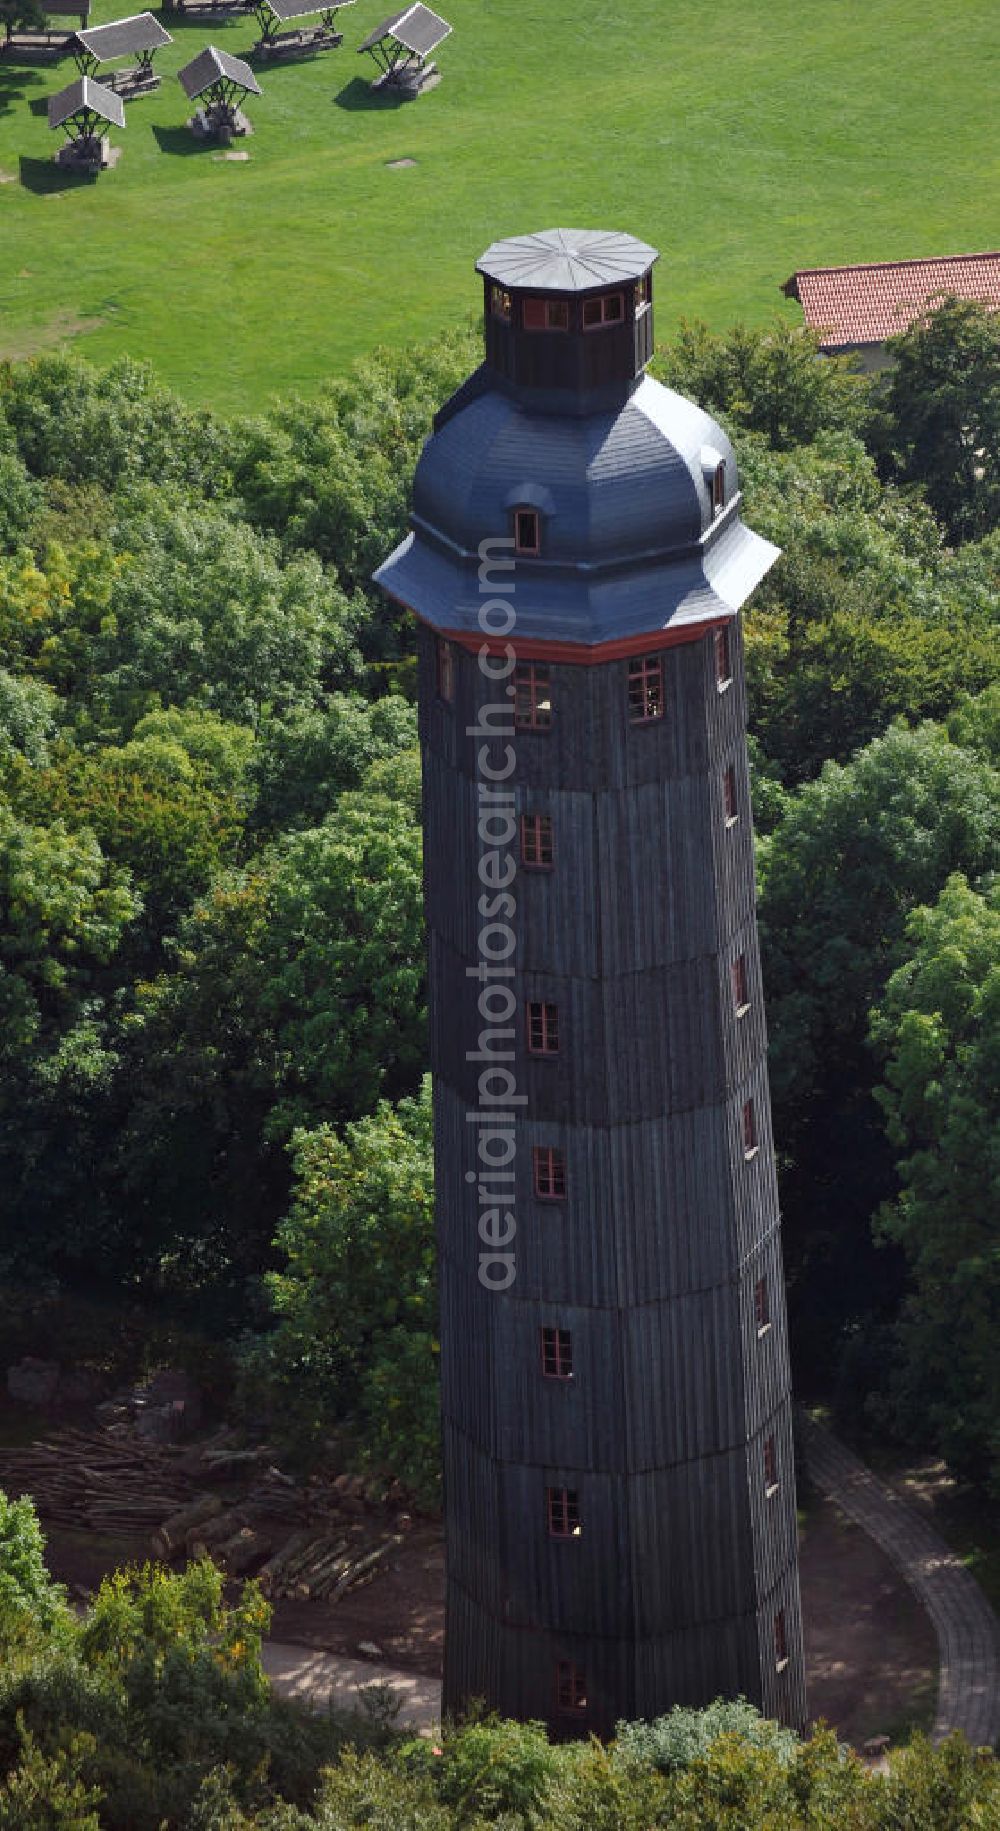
[800,1414,1000,1748]
[263,1641,441,1733]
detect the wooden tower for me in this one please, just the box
[375,229,807,1739]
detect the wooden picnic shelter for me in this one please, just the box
[178,41,261,138]
[47,71,124,167]
[357,1,450,95]
[250,0,354,58]
[71,11,171,94]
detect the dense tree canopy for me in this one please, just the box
[0,303,997,1500]
[869,875,1000,1489]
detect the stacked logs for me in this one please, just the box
[0,1425,407,1604]
[0,1426,199,1532]
[255,1531,403,1601]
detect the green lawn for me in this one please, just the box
[0,0,996,409]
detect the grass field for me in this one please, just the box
[0,0,996,409]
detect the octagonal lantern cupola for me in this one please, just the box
[478,227,658,411]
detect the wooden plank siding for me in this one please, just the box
[422,613,807,1736]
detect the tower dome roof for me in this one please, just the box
[413,375,730,567]
[374,230,780,655]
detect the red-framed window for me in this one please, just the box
[521,813,554,869]
[541,1326,573,1379]
[489,284,511,321]
[436,635,455,703]
[628,653,663,724]
[523,296,569,332]
[723,764,739,823]
[732,954,749,1014]
[514,662,552,731]
[715,624,732,687]
[742,1099,758,1156]
[582,291,624,330]
[527,1001,559,1055]
[754,1276,770,1332]
[555,1659,587,1713]
[533,1145,566,1200]
[712,459,727,514]
[775,1609,789,1668]
[547,1487,581,1538]
[764,1435,778,1491]
[634,273,651,313]
[514,508,540,555]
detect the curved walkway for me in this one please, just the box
[800,1414,1000,1748]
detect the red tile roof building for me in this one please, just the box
[782,253,1000,353]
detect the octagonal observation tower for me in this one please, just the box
[375,228,807,1738]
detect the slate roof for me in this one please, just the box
[48,74,125,129]
[358,3,449,56]
[478,228,658,294]
[75,11,170,60]
[178,44,261,99]
[783,253,1000,349]
[374,372,778,648]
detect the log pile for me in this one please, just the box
[0,1426,201,1532]
[256,1530,403,1601]
[0,1424,408,1606]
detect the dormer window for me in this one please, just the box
[514,508,540,555]
[634,274,651,313]
[489,285,512,321]
[523,297,569,332]
[712,460,727,514]
[582,292,624,330]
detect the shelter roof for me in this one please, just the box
[358,3,450,57]
[48,74,125,128]
[178,44,261,99]
[783,253,1000,348]
[74,11,170,59]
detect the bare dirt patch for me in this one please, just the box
[0,308,106,361]
[43,1495,937,1745]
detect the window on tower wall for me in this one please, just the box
[628,653,664,723]
[742,1099,758,1158]
[514,662,552,730]
[521,813,554,869]
[775,1609,789,1670]
[541,1326,573,1379]
[435,636,455,703]
[533,1145,566,1200]
[489,284,512,321]
[715,624,733,689]
[547,1487,581,1537]
[527,1000,559,1055]
[732,954,750,1016]
[754,1275,771,1335]
[555,1660,587,1713]
[634,273,651,314]
[582,291,624,329]
[514,508,540,555]
[764,1435,779,1495]
[723,764,739,825]
[522,296,570,331]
